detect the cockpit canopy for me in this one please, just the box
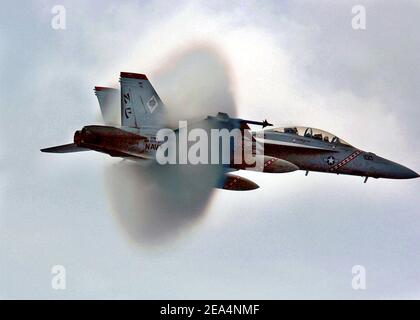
[268,126,353,146]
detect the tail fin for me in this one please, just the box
[119,72,165,130]
[94,86,120,126]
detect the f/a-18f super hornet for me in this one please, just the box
[41,72,418,190]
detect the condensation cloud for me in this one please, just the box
[105,45,236,246]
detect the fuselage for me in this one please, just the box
[72,124,418,180]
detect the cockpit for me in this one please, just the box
[267,126,353,146]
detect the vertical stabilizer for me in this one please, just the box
[94,86,120,126]
[119,72,165,130]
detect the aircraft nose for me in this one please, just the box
[395,165,420,179]
[374,156,419,179]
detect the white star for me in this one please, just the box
[327,156,335,165]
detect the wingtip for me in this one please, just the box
[40,147,56,153]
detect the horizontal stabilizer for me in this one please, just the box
[41,143,90,153]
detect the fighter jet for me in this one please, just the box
[41,72,418,190]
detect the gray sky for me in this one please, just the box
[1,0,419,299]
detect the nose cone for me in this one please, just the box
[372,156,419,179]
[393,165,420,179]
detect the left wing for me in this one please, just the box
[41,143,90,153]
